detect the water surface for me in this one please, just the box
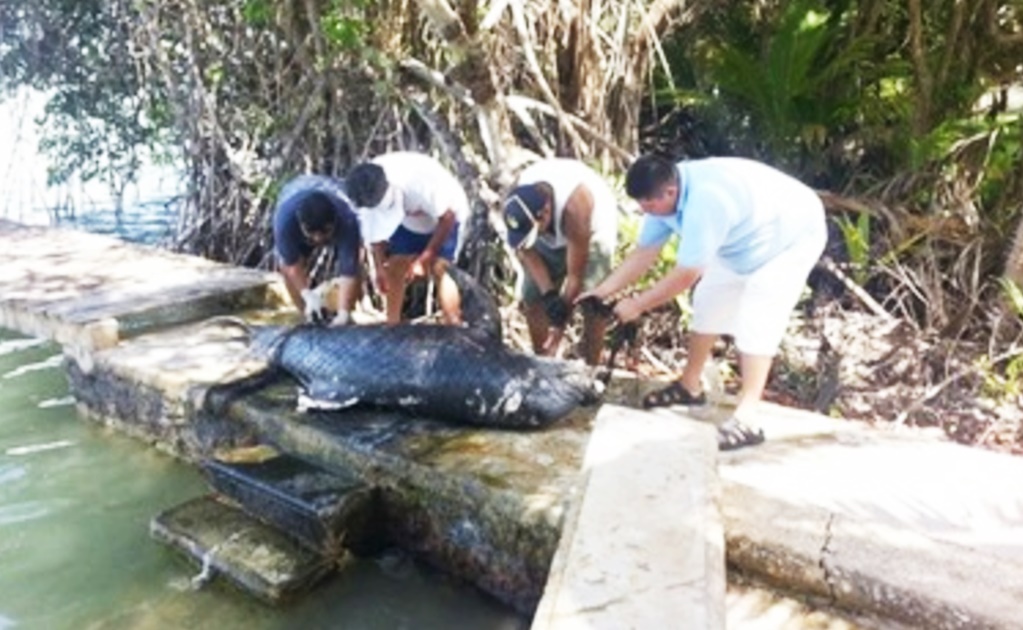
[0,326,523,630]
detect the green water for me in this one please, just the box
[0,330,525,630]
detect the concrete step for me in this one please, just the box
[0,219,283,352]
[202,450,382,557]
[531,404,726,629]
[211,380,595,615]
[717,405,1023,629]
[150,495,336,604]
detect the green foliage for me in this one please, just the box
[321,14,366,50]
[322,0,370,51]
[903,112,1023,241]
[615,213,691,317]
[0,0,174,203]
[998,276,1023,320]
[832,211,872,285]
[241,0,271,27]
[974,280,1023,401]
[656,0,915,182]
[978,353,1023,401]
[699,2,884,164]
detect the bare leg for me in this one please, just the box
[734,352,773,424]
[384,255,413,324]
[580,311,609,366]
[524,302,549,354]
[434,263,462,324]
[680,332,718,395]
[326,275,361,313]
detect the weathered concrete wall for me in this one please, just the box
[64,322,271,458]
[61,315,1023,628]
[217,383,595,613]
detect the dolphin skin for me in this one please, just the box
[251,323,600,428]
[226,263,601,429]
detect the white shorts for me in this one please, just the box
[691,229,826,356]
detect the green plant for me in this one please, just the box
[696,1,882,166]
[615,213,691,318]
[998,276,1023,320]
[978,353,1023,401]
[832,211,872,285]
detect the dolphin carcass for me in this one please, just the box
[225,265,602,429]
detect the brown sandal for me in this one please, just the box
[641,382,707,409]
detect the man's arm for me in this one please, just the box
[615,265,702,322]
[517,248,555,294]
[560,184,595,303]
[279,260,311,311]
[583,244,661,301]
[412,209,456,277]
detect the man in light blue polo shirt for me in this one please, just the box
[581,154,826,450]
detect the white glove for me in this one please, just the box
[330,309,352,326]
[301,288,326,324]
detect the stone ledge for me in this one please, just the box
[151,495,336,604]
[532,405,726,630]
[222,387,593,614]
[722,481,1023,629]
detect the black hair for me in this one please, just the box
[296,192,338,233]
[625,154,678,199]
[346,162,389,207]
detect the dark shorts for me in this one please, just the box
[388,223,460,260]
[521,238,613,304]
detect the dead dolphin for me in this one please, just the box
[217,264,602,429]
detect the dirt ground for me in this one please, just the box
[617,302,1023,456]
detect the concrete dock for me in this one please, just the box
[0,219,281,351]
[2,218,1022,629]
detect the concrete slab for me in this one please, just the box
[531,404,725,630]
[709,402,1023,628]
[66,317,270,456]
[150,495,336,603]
[726,577,896,630]
[719,403,1023,565]
[54,297,1023,626]
[0,220,283,350]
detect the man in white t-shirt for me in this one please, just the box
[502,158,619,365]
[581,154,827,450]
[347,152,470,324]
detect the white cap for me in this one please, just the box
[356,186,405,244]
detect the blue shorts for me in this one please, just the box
[388,223,460,260]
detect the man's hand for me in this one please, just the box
[407,251,436,280]
[577,294,614,318]
[575,289,606,307]
[301,287,329,324]
[612,296,644,323]
[541,289,571,328]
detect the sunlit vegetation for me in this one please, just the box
[2,0,1022,449]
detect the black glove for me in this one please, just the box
[541,290,571,328]
[578,295,614,319]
